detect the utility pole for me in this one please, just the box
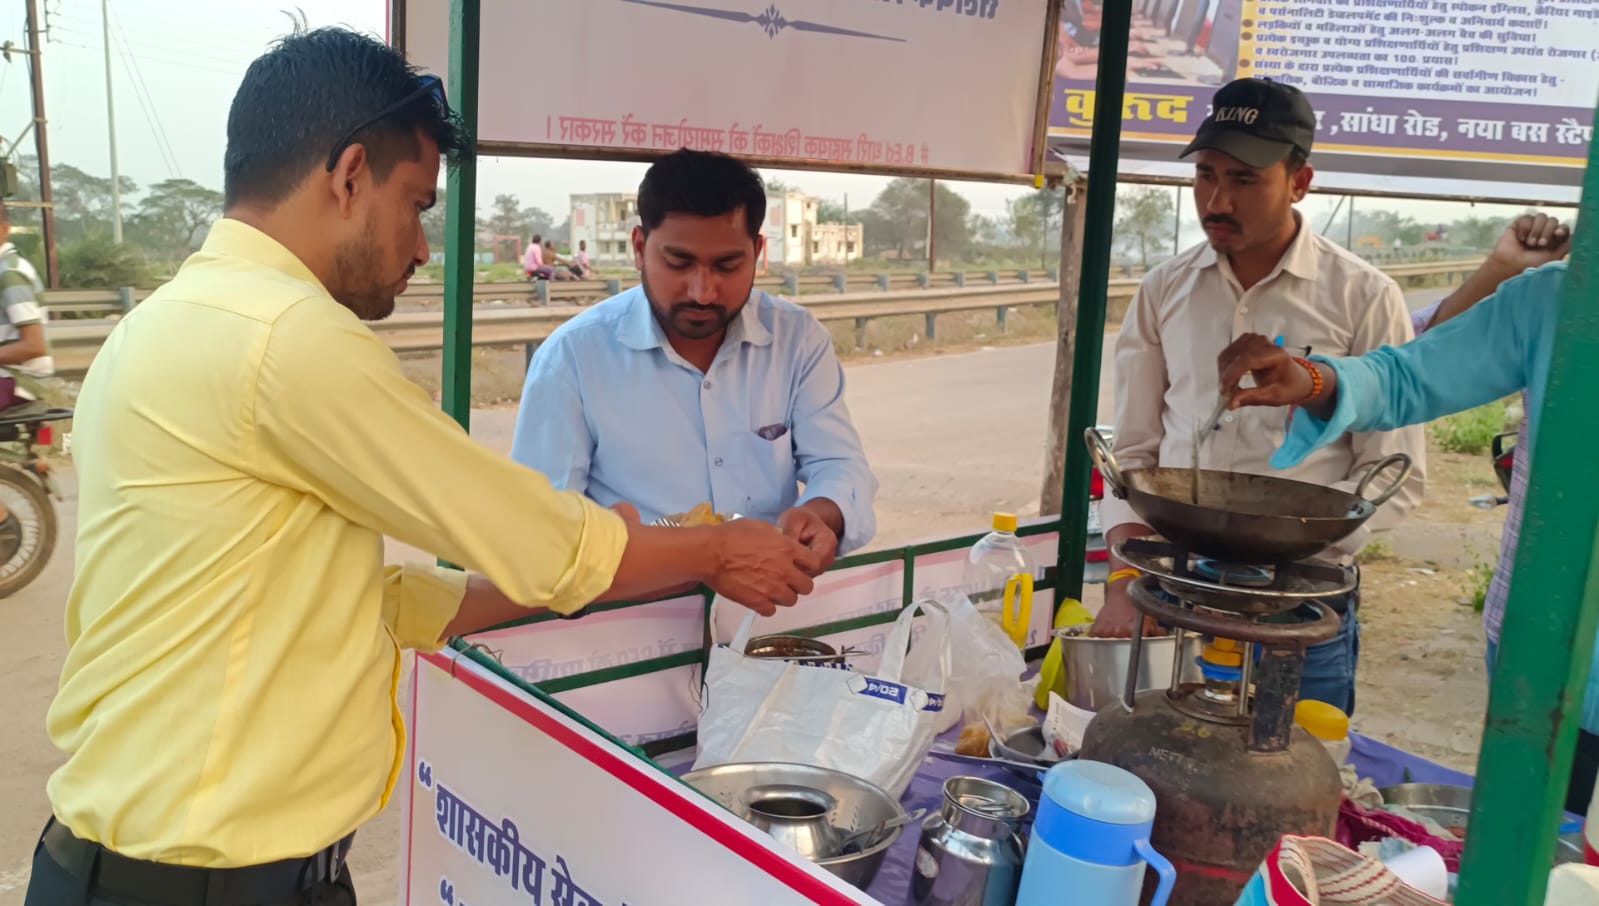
[1173,184,1181,255]
[927,179,937,270]
[102,0,123,243]
[1346,195,1355,250]
[23,0,59,287]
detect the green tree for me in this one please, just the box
[523,205,555,241]
[1009,187,1065,267]
[817,198,848,223]
[51,164,139,238]
[865,179,973,262]
[130,178,223,262]
[1114,186,1175,267]
[1451,215,1513,251]
[485,193,525,238]
[422,184,449,251]
[59,234,151,288]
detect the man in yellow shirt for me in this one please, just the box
[25,28,821,906]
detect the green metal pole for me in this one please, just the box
[440,0,480,431]
[1456,108,1599,904]
[1055,0,1131,597]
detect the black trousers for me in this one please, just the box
[24,828,357,906]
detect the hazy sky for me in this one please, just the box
[0,0,1555,240]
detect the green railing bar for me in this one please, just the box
[1456,100,1599,904]
[440,0,480,430]
[449,639,654,764]
[1055,0,1131,604]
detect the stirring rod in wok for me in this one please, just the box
[1191,392,1233,503]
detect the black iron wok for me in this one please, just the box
[1085,428,1412,563]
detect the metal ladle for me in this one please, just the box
[837,807,927,854]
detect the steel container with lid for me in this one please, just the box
[909,776,1029,906]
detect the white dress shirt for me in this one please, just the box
[1101,216,1426,559]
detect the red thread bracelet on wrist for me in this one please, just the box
[1292,356,1323,402]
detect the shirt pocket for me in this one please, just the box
[738,420,796,517]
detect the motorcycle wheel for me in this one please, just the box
[0,465,55,598]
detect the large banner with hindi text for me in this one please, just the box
[397,0,1054,179]
[1046,0,1596,201]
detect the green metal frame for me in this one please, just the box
[436,0,1599,900]
[1454,131,1599,903]
[440,0,480,431]
[1055,0,1132,603]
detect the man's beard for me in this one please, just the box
[641,268,741,341]
[331,219,405,321]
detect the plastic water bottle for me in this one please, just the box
[963,513,1039,648]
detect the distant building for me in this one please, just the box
[569,193,641,267]
[570,189,864,272]
[762,191,863,267]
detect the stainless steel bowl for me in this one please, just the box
[1378,783,1584,864]
[681,762,906,889]
[989,725,1063,765]
[1052,628,1203,711]
[745,634,845,667]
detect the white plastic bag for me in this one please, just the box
[901,591,1028,734]
[693,600,951,797]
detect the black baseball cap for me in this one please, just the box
[1180,78,1316,169]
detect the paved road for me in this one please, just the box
[0,285,1454,904]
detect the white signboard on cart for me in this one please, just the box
[394,0,1055,180]
[400,651,876,905]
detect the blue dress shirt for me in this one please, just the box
[511,286,878,555]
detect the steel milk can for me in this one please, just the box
[908,776,1028,906]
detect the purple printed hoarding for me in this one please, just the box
[1048,0,1597,201]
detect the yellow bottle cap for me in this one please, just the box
[1294,699,1351,742]
[1201,638,1244,668]
[992,512,1019,533]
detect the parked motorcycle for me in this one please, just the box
[0,405,72,597]
[1468,431,1516,510]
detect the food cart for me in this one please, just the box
[392,1,1599,903]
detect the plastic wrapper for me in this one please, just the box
[900,590,1029,735]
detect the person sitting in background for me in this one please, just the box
[1214,215,1597,811]
[512,149,878,576]
[0,202,53,416]
[523,233,553,280]
[569,239,591,279]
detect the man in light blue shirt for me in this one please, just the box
[1215,252,1599,812]
[512,150,877,568]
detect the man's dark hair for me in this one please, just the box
[532,233,543,244]
[638,149,766,241]
[223,27,468,207]
[1286,148,1310,174]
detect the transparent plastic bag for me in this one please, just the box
[902,591,1029,735]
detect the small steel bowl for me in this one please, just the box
[745,634,845,667]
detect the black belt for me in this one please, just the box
[40,818,353,906]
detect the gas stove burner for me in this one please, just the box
[1193,559,1272,587]
[1114,536,1355,614]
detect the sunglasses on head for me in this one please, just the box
[325,74,450,172]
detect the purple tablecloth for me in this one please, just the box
[672,731,1521,903]
[862,731,1472,904]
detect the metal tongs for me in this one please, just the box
[1189,391,1233,503]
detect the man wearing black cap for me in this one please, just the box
[1093,78,1427,717]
